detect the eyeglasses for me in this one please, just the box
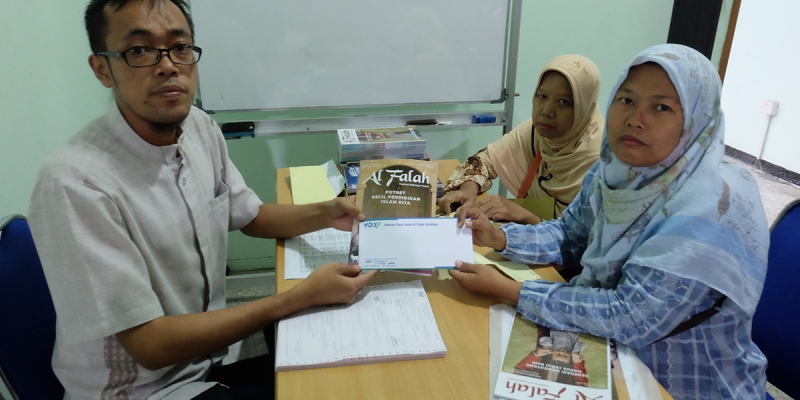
[96,44,202,67]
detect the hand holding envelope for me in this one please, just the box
[455,205,508,251]
[358,218,474,270]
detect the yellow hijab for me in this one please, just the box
[487,55,603,215]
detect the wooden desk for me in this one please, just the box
[275,160,561,399]
[274,159,671,400]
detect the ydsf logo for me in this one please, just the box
[363,221,381,229]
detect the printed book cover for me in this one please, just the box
[494,313,612,400]
[342,162,443,197]
[348,159,438,265]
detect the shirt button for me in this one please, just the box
[166,157,171,162]
[181,178,187,186]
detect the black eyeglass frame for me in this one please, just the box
[96,45,202,68]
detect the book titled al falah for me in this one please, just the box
[495,313,612,400]
[348,159,438,264]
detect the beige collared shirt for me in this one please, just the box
[29,105,262,399]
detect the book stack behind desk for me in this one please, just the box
[337,127,427,163]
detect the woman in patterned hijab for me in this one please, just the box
[440,55,603,222]
[450,44,770,399]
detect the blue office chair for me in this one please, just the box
[0,215,64,399]
[752,199,800,400]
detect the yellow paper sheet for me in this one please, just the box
[473,252,540,282]
[437,269,452,280]
[289,165,337,205]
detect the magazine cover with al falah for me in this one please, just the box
[347,159,438,265]
[495,313,612,400]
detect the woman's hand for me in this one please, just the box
[437,181,480,214]
[455,206,507,250]
[325,196,365,231]
[477,195,542,225]
[448,261,522,303]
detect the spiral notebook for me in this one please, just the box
[275,280,447,371]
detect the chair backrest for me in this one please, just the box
[0,215,64,399]
[752,199,800,400]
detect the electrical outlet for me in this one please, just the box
[762,99,779,116]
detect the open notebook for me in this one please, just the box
[275,280,446,371]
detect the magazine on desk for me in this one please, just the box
[348,159,438,265]
[495,312,612,400]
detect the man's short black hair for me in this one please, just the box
[85,0,194,54]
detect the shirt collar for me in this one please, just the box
[104,103,188,165]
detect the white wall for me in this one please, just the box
[511,1,673,128]
[0,3,112,219]
[722,0,800,172]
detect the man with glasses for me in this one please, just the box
[27,1,377,398]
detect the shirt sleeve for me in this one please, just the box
[442,148,497,194]
[28,178,164,345]
[515,265,717,350]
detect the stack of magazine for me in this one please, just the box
[337,127,427,163]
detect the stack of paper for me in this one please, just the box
[275,280,447,371]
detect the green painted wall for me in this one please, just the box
[1,1,678,271]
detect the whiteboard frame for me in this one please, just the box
[197,0,522,159]
[191,0,515,113]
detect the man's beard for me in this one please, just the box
[149,121,180,135]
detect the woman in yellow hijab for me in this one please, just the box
[439,55,603,223]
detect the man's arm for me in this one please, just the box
[240,196,363,238]
[116,263,378,370]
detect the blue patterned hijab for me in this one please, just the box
[578,44,769,316]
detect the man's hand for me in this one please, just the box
[477,195,542,225]
[437,181,480,214]
[325,196,365,231]
[448,261,522,303]
[115,263,376,371]
[454,206,506,250]
[292,263,378,308]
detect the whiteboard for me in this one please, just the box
[191,0,510,112]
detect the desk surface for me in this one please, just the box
[273,159,671,400]
[274,160,562,400]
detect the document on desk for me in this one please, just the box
[275,280,446,371]
[289,160,345,205]
[358,217,473,270]
[284,228,350,280]
[473,252,540,282]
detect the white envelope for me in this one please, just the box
[358,218,474,270]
